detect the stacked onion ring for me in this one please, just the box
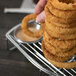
[42,0,76,69]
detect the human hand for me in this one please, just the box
[34,0,48,22]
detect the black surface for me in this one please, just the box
[0,0,47,76]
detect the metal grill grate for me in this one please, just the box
[6,23,76,76]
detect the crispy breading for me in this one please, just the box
[21,14,44,38]
[45,25,76,40]
[43,40,76,57]
[46,19,76,35]
[48,1,76,19]
[45,5,76,24]
[42,41,72,62]
[50,0,76,10]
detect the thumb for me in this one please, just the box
[36,11,46,23]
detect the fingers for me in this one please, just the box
[35,0,47,14]
[36,11,46,22]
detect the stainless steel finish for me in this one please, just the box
[6,23,76,76]
[14,22,42,44]
[28,20,41,30]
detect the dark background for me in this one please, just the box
[0,0,47,76]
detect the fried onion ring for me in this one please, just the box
[21,14,44,38]
[50,0,76,11]
[45,5,76,24]
[42,41,76,69]
[45,55,76,69]
[45,24,76,40]
[48,1,76,19]
[43,31,76,50]
[46,19,76,35]
[43,37,71,53]
[46,18,76,28]
[48,58,76,69]
[43,40,76,57]
[42,41,72,62]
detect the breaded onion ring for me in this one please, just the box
[48,1,76,19]
[46,19,76,35]
[45,25,76,40]
[45,55,76,69]
[43,31,76,50]
[43,40,76,57]
[49,0,76,11]
[48,58,76,69]
[21,14,44,38]
[42,41,76,69]
[46,18,76,28]
[45,5,76,24]
[42,41,72,62]
[43,37,71,53]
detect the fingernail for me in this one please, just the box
[36,16,40,22]
[36,18,39,23]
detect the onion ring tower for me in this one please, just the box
[42,0,76,69]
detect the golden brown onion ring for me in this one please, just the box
[45,24,76,40]
[48,1,76,19]
[46,18,76,28]
[42,41,76,69]
[43,31,76,50]
[45,19,76,35]
[49,0,76,11]
[45,5,76,24]
[45,55,76,69]
[43,40,76,57]
[21,14,44,38]
[42,41,72,62]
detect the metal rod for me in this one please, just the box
[39,70,42,76]
[9,46,17,51]
[6,38,9,51]
[63,69,73,76]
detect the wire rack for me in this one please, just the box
[6,23,76,76]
